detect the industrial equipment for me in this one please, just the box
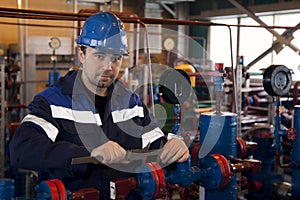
[48,36,61,87]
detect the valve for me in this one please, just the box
[287,127,297,140]
[136,162,166,200]
[35,179,67,200]
[110,153,261,200]
[199,154,232,189]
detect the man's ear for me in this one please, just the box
[77,47,85,63]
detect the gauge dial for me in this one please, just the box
[49,37,61,50]
[163,38,175,51]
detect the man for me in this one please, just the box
[9,12,189,199]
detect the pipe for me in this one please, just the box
[273,97,292,169]
[275,150,291,168]
[138,19,155,115]
[0,21,76,29]
[175,63,196,87]
[292,105,300,198]
[199,112,237,200]
[227,26,237,114]
[1,7,300,31]
[0,7,220,26]
[293,81,300,106]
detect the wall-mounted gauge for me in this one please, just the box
[163,38,175,51]
[263,65,292,96]
[48,36,61,50]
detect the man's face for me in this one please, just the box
[79,47,123,90]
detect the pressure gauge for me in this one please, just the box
[263,65,292,96]
[163,38,175,51]
[48,37,61,50]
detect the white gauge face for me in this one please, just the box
[49,37,61,50]
[163,38,175,51]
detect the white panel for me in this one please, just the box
[26,36,72,55]
[146,25,162,54]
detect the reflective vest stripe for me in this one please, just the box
[142,127,164,148]
[111,105,144,123]
[22,114,59,142]
[50,105,102,126]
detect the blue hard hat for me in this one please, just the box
[77,12,128,55]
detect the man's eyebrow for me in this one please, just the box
[92,52,105,55]
[92,52,122,57]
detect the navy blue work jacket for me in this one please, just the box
[9,70,165,199]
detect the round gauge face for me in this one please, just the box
[49,37,61,50]
[163,38,175,51]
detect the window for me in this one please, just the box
[210,12,300,80]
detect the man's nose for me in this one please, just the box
[103,57,112,69]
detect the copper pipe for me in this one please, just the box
[0,21,76,29]
[2,7,300,30]
[0,12,86,21]
[188,72,225,77]
[0,7,220,26]
[0,7,90,17]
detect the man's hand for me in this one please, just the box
[160,138,189,164]
[91,141,126,164]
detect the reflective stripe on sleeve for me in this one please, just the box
[50,105,102,126]
[22,114,59,142]
[111,105,144,123]
[142,127,164,148]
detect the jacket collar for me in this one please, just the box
[58,69,127,97]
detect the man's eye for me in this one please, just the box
[96,55,105,60]
[111,56,122,62]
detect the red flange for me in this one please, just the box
[51,179,67,200]
[44,180,60,200]
[237,137,247,158]
[211,154,232,189]
[146,163,160,198]
[44,179,67,200]
[146,162,166,199]
[151,162,166,198]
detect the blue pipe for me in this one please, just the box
[273,100,287,154]
[0,178,15,199]
[292,105,300,198]
[48,71,60,87]
[199,112,237,200]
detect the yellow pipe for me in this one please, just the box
[175,63,196,87]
